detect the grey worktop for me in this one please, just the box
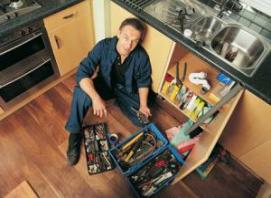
[112,0,271,105]
[0,0,83,36]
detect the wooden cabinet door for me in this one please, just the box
[222,90,271,157]
[44,0,94,76]
[142,26,174,92]
[110,2,173,92]
[47,18,94,76]
[221,90,271,184]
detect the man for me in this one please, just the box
[65,18,153,166]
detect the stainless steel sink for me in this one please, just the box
[144,0,270,77]
[210,25,268,76]
[191,16,224,43]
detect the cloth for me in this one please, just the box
[65,37,153,133]
[111,54,129,86]
[76,36,152,93]
[65,79,146,133]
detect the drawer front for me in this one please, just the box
[44,0,90,31]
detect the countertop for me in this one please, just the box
[111,0,271,105]
[0,0,83,36]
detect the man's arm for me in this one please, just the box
[136,51,152,117]
[79,77,107,118]
[76,40,103,84]
[138,87,151,117]
[77,40,107,117]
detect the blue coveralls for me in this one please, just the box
[65,37,152,133]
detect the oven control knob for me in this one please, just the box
[21,30,26,36]
[28,27,33,33]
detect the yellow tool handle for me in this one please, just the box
[124,150,135,162]
[122,132,143,151]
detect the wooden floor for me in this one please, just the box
[0,75,263,198]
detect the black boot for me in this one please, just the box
[67,133,83,166]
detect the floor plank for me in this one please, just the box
[0,75,262,197]
[4,181,38,198]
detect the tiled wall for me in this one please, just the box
[199,0,271,41]
[242,0,271,17]
[231,0,271,41]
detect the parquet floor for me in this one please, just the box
[0,75,262,198]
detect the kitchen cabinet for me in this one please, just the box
[221,90,271,184]
[159,43,243,183]
[110,1,174,92]
[43,0,94,76]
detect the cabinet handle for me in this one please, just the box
[63,12,76,19]
[54,35,61,49]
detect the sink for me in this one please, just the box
[210,26,267,76]
[191,17,224,43]
[144,0,270,77]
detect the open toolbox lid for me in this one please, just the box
[83,123,114,175]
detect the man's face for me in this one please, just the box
[116,25,142,57]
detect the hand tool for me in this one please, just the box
[130,107,150,125]
[121,132,144,152]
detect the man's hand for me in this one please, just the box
[138,87,151,118]
[79,77,107,118]
[92,95,107,118]
[139,105,151,117]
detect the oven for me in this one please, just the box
[0,20,59,110]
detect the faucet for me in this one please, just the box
[178,8,186,33]
[217,0,243,18]
[178,6,195,33]
[217,0,228,18]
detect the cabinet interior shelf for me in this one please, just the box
[167,53,221,106]
[160,92,198,122]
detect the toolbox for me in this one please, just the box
[127,145,184,197]
[110,123,184,197]
[83,123,114,175]
[110,123,168,175]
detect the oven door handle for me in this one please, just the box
[0,58,51,89]
[0,32,43,56]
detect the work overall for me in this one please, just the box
[65,37,152,134]
[65,77,146,134]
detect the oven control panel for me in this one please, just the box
[0,21,42,47]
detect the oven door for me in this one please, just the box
[0,29,59,110]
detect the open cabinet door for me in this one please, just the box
[173,90,243,183]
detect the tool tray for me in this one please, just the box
[83,123,114,175]
[110,123,168,175]
[110,123,184,197]
[127,145,184,197]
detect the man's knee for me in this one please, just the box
[73,86,92,108]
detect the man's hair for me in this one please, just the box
[119,18,147,42]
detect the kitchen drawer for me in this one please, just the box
[44,0,91,31]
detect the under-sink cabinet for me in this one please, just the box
[158,42,243,182]
[43,0,94,76]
